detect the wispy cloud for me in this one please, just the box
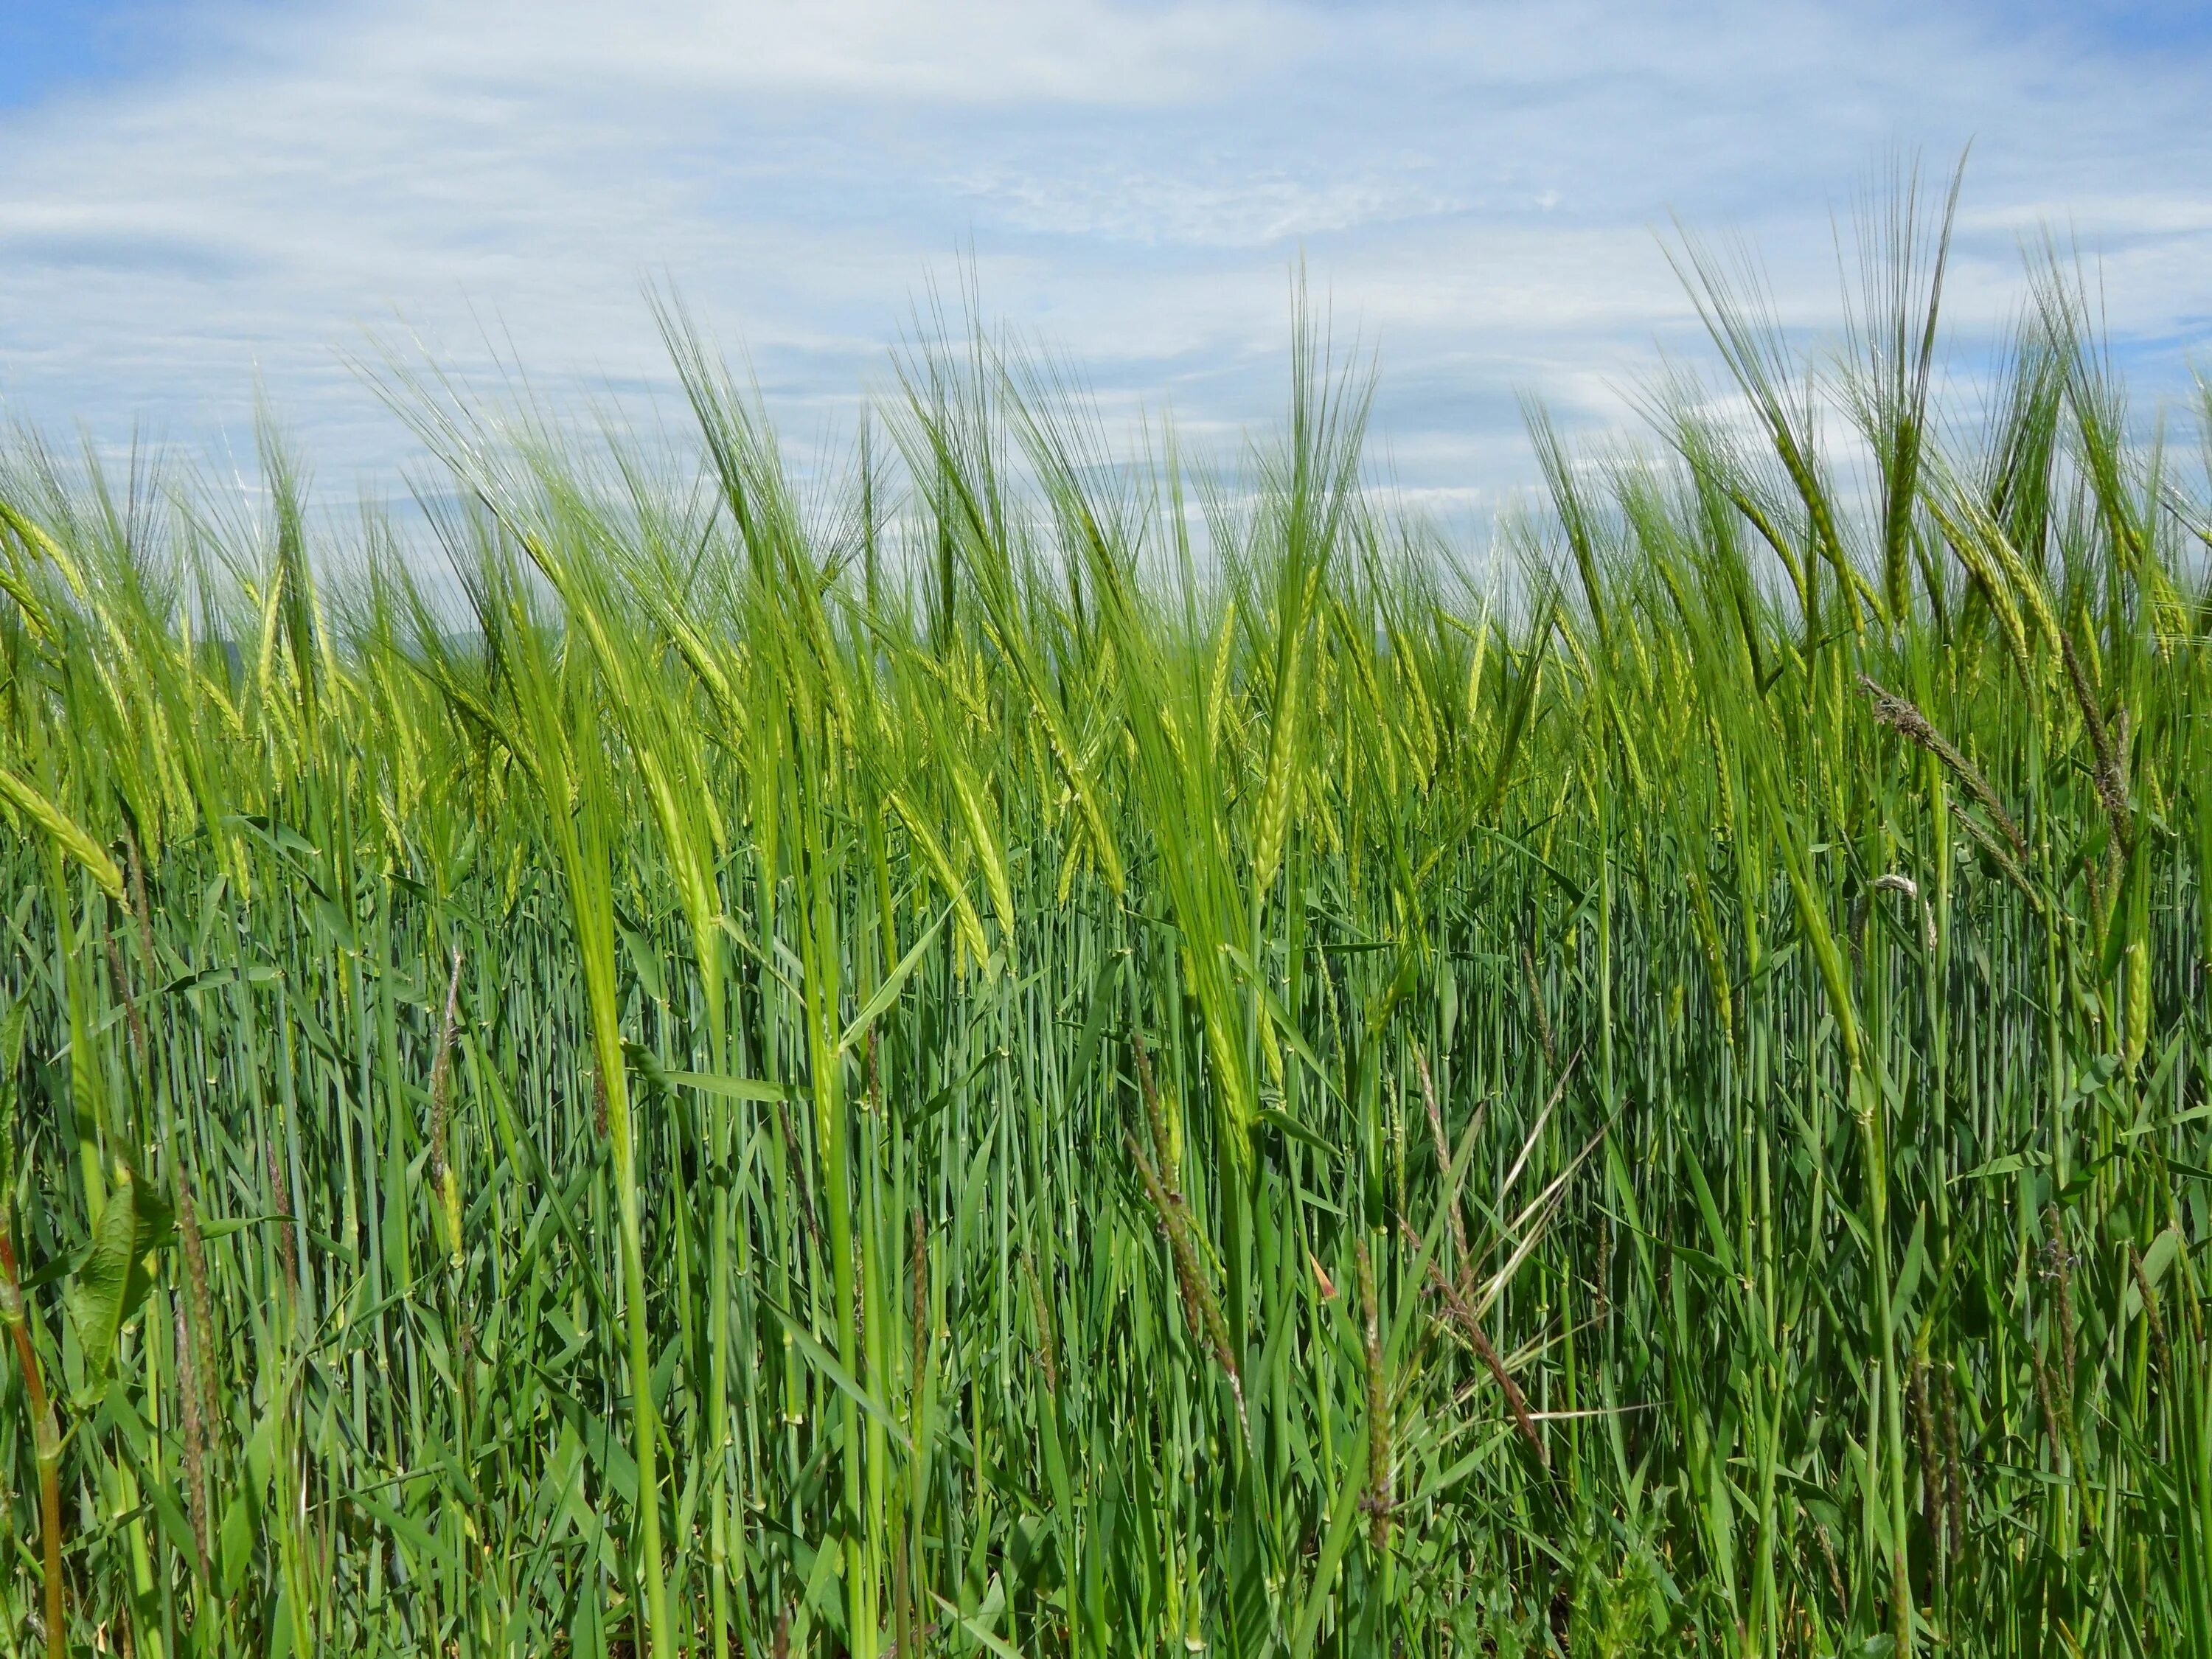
[0,0,2205,505]
[948,165,1467,248]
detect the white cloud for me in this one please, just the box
[0,0,2205,512]
[948,166,1467,248]
[392,0,1288,106]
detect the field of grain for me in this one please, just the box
[1,210,2207,1657]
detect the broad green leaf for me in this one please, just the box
[65,1162,140,1378]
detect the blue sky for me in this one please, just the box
[0,3,139,108]
[0,0,2207,517]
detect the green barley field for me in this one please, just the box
[1,197,2208,1658]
